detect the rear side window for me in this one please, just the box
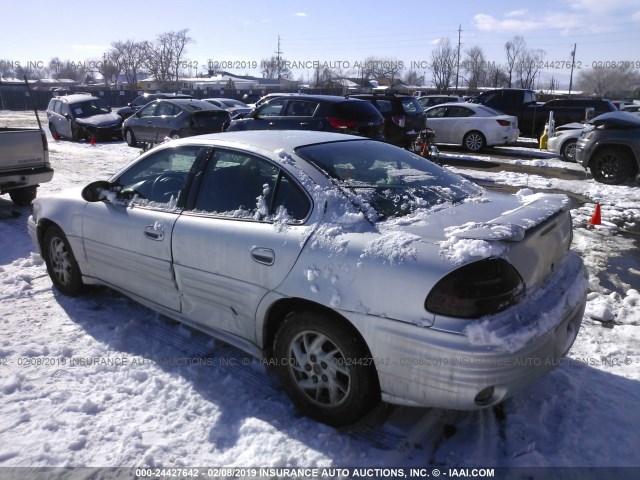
[332,101,381,119]
[193,150,310,222]
[447,106,474,117]
[283,100,318,117]
[400,97,424,115]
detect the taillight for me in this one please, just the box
[425,258,525,318]
[392,115,406,127]
[496,119,510,127]
[327,117,358,129]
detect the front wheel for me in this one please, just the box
[561,139,577,162]
[42,226,85,295]
[124,128,138,147]
[589,147,635,185]
[273,311,380,426]
[463,131,486,152]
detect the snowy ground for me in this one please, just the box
[1,111,639,470]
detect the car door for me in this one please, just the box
[425,105,451,143]
[131,101,160,142]
[276,100,321,130]
[81,145,208,311]
[233,98,286,131]
[151,101,182,140]
[445,105,477,144]
[172,148,314,341]
[56,102,74,139]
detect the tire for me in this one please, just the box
[589,147,635,185]
[42,226,85,296]
[463,131,486,152]
[273,311,380,426]
[561,139,577,162]
[124,129,138,147]
[9,186,37,206]
[170,132,180,140]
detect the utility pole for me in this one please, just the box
[455,25,462,93]
[275,35,283,81]
[568,43,577,97]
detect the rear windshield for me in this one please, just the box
[332,101,381,119]
[401,97,424,115]
[296,140,481,220]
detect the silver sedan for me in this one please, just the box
[29,131,588,426]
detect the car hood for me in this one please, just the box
[75,112,122,126]
[590,111,640,128]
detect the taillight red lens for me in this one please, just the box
[327,117,358,129]
[425,258,525,318]
[496,119,510,127]
[392,115,406,127]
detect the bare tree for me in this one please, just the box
[515,48,545,89]
[486,63,509,89]
[577,65,640,97]
[111,40,146,92]
[143,29,194,90]
[90,53,120,88]
[431,39,457,92]
[505,36,526,88]
[47,58,86,81]
[463,46,488,91]
[403,69,424,86]
[360,56,404,85]
[260,55,293,80]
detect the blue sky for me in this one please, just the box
[3,0,640,87]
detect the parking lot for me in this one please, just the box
[1,110,639,468]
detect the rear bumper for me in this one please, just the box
[0,166,54,193]
[343,252,588,410]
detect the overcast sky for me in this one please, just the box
[3,0,640,87]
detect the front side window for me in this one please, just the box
[256,99,285,118]
[138,102,158,118]
[426,106,448,118]
[193,149,310,222]
[114,145,205,205]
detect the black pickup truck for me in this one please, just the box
[471,88,616,138]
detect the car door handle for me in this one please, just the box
[144,225,164,241]
[251,247,275,265]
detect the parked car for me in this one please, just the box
[116,93,193,120]
[46,94,123,141]
[576,111,640,184]
[350,92,426,148]
[417,95,463,109]
[226,95,384,140]
[424,103,519,152]
[547,122,593,162]
[122,99,231,147]
[203,98,253,118]
[1,115,52,206]
[471,89,616,138]
[29,130,588,426]
[621,104,640,115]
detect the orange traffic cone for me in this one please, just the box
[589,203,602,226]
[90,136,96,145]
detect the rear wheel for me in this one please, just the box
[273,311,380,426]
[589,147,635,185]
[42,226,85,295]
[9,186,37,206]
[561,139,577,162]
[463,131,486,152]
[170,132,180,140]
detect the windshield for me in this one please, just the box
[296,140,482,220]
[72,99,112,118]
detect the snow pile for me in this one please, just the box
[439,222,508,265]
[360,231,421,265]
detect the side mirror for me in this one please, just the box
[81,180,114,202]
